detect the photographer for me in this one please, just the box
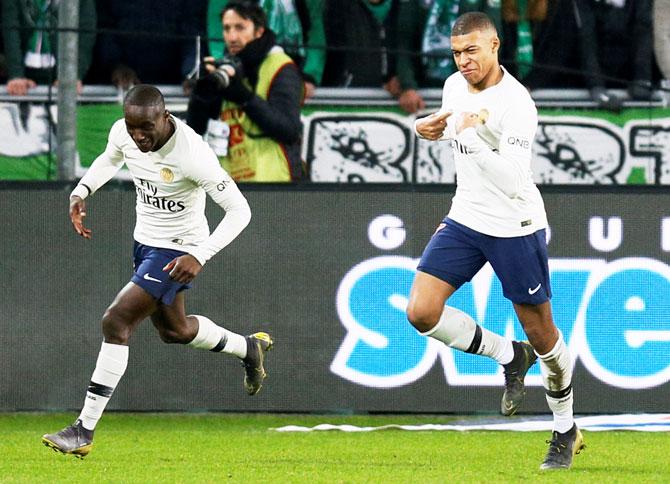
[187,0,305,182]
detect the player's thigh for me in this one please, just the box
[415,218,487,294]
[485,229,551,305]
[407,270,458,322]
[105,282,157,325]
[411,219,486,321]
[150,291,189,333]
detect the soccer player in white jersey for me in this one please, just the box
[42,85,272,458]
[409,12,583,470]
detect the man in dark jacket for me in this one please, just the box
[321,0,399,88]
[89,0,207,90]
[526,0,654,110]
[576,0,655,103]
[187,0,304,182]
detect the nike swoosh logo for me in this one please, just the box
[143,273,162,283]
[528,283,542,295]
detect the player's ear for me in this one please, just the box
[491,36,500,54]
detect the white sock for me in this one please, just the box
[78,342,129,431]
[538,332,574,433]
[187,315,247,359]
[546,392,574,434]
[422,306,514,365]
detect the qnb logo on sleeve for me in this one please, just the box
[331,255,670,390]
[507,136,530,149]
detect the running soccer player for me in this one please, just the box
[408,12,583,470]
[42,85,272,458]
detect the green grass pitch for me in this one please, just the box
[1,413,668,483]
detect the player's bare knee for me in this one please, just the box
[156,328,181,344]
[406,305,439,333]
[156,325,197,345]
[101,310,132,345]
[519,318,557,354]
[525,330,553,355]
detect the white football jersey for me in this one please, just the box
[418,66,547,237]
[73,116,251,266]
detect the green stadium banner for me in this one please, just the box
[0,101,668,183]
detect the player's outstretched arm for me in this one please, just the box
[69,195,92,239]
[68,120,126,238]
[415,111,452,141]
[162,256,202,284]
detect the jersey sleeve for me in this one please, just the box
[456,101,537,198]
[182,140,251,266]
[71,120,126,199]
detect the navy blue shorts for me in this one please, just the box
[417,218,552,305]
[130,242,191,305]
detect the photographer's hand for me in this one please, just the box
[205,56,239,79]
[220,74,254,106]
[203,56,216,73]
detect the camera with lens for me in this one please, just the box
[209,56,244,89]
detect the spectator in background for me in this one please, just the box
[527,0,654,110]
[321,0,399,89]
[576,0,655,108]
[187,1,305,182]
[393,0,437,114]
[654,0,670,81]
[208,0,325,99]
[88,0,207,92]
[524,1,589,90]
[393,0,503,114]
[2,0,96,95]
[500,0,547,82]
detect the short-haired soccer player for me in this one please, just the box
[409,12,583,470]
[42,85,272,457]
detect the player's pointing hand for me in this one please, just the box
[69,195,92,239]
[416,111,452,141]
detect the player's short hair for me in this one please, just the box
[221,0,267,29]
[452,12,498,36]
[124,85,165,109]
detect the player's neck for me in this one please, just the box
[468,65,503,94]
[154,118,176,151]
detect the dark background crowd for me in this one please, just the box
[0,0,668,112]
